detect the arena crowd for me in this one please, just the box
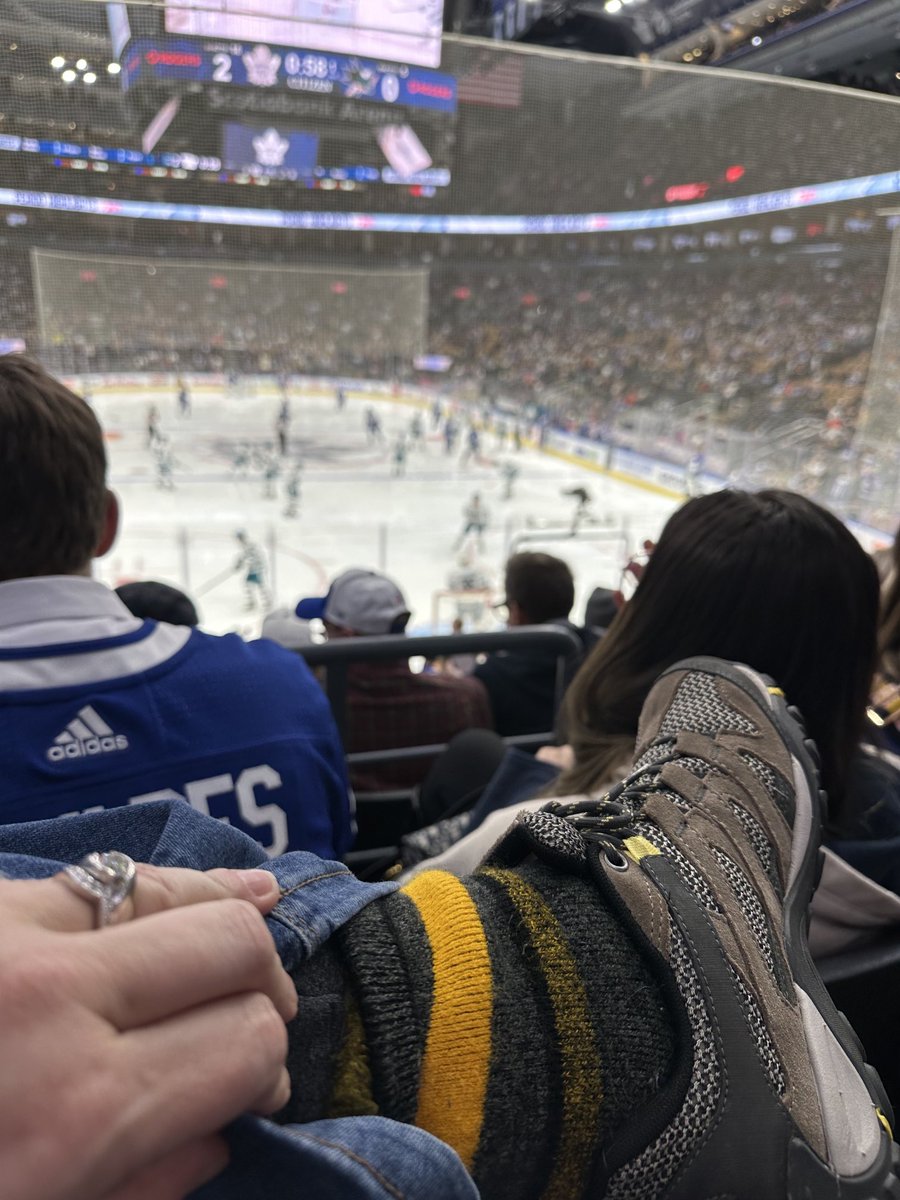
[2,354,900,1198]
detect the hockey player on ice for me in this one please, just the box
[455,492,488,552]
[275,402,291,456]
[336,385,347,411]
[261,450,280,499]
[283,462,302,518]
[500,460,519,500]
[392,435,408,477]
[364,407,383,444]
[409,411,425,449]
[177,377,191,418]
[231,441,252,479]
[153,437,176,491]
[234,531,270,611]
[443,416,458,455]
[445,547,492,637]
[146,404,161,449]
[460,424,480,467]
[563,485,595,535]
[448,544,491,594]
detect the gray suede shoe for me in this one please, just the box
[507,656,899,1198]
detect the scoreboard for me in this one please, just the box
[163,0,444,70]
[121,38,457,112]
[94,4,458,200]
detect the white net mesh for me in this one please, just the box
[32,249,428,367]
[1,4,899,630]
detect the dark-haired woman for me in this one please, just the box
[409,490,900,944]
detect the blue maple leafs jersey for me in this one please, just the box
[0,625,353,859]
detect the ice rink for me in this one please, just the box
[88,377,681,637]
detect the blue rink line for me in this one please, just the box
[4,167,900,234]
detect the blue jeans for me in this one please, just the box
[0,801,477,1200]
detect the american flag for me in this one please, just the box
[456,52,524,108]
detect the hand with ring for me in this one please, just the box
[0,858,298,1200]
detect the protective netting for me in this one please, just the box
[2,3,900,629]
[32,249,428,368]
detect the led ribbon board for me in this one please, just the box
[2,169,898,233]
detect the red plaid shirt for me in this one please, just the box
[343,660,493,792]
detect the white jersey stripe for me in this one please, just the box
[0,623,192,693]
[79,704,114,736]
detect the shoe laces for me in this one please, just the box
[543,750,678,862]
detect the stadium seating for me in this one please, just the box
[300,625,584,877]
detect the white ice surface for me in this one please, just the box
[90,380,679,638]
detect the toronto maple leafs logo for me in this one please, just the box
[243,44,281,87]
[341,58,378,99]
[253,128,290,168]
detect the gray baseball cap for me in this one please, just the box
[296,568,410,635]
[260,607,313,650]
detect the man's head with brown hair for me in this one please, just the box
[503,551,574,626]
[0,354,117,582]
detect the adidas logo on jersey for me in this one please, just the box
[47,705,129,762]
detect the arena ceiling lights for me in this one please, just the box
[50,53,120,83]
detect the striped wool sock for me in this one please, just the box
[282,860,676,1200]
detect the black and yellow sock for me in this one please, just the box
[282,861,676,1200]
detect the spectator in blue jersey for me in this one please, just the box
[0,355,353,860]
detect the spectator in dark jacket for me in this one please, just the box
[474,552,585,737]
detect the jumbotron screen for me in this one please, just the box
[164,0,444,68]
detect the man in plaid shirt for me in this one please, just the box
[297,569,492,792]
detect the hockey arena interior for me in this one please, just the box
[8,1,900,1195]
[7,8,900,634]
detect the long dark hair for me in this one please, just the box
[878,523,900,680]
[556,489,879,831]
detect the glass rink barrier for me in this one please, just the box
[2,4,900,633]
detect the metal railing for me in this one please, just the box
[298,625,585,762]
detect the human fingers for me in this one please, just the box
[1,862,281,934]
[101,1136,229,1200]
[105,993,290,1174]
[80,898,297,1028]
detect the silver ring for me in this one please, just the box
[63,851,137,928]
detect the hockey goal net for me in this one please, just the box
[430,588,495,633]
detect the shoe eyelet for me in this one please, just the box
[603,848,629,872]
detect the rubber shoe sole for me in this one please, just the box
[665,657,900,1198]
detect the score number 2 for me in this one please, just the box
[212,52,233,83]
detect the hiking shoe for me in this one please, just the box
[493,656,899,1198]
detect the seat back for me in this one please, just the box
[299,626,584,870]
[813,848,900,1110]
